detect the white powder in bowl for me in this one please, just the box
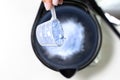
[44,19,85,60]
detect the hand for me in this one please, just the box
[42,0,63,10]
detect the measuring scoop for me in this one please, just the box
[36,7,64,46]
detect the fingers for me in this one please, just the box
[58,0,63,4]
[43,0,52,10]
[42,0,63,10]
[52,0,63,6]
[52,0,59,6]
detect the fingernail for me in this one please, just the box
[53,0,59,6]
[59,0,63,5]
[44,2,52,10]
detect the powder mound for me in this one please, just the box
[44,19,85,60]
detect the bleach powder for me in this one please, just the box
[43,19,85,60]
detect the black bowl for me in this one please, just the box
[31,0,102,78]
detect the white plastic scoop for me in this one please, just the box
[36,7,64,46]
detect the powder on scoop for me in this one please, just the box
[44,19,85,60]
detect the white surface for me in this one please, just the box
[96,0,120,18]
[0,0,120,80]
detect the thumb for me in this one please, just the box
[43,0,52,10]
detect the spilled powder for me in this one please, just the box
[44,19,85,60]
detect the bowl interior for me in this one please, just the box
[32,4,101,71]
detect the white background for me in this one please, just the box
[0,0,120,80]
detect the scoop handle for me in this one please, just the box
[51,7,57,20]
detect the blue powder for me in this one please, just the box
[44,19,85,60]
